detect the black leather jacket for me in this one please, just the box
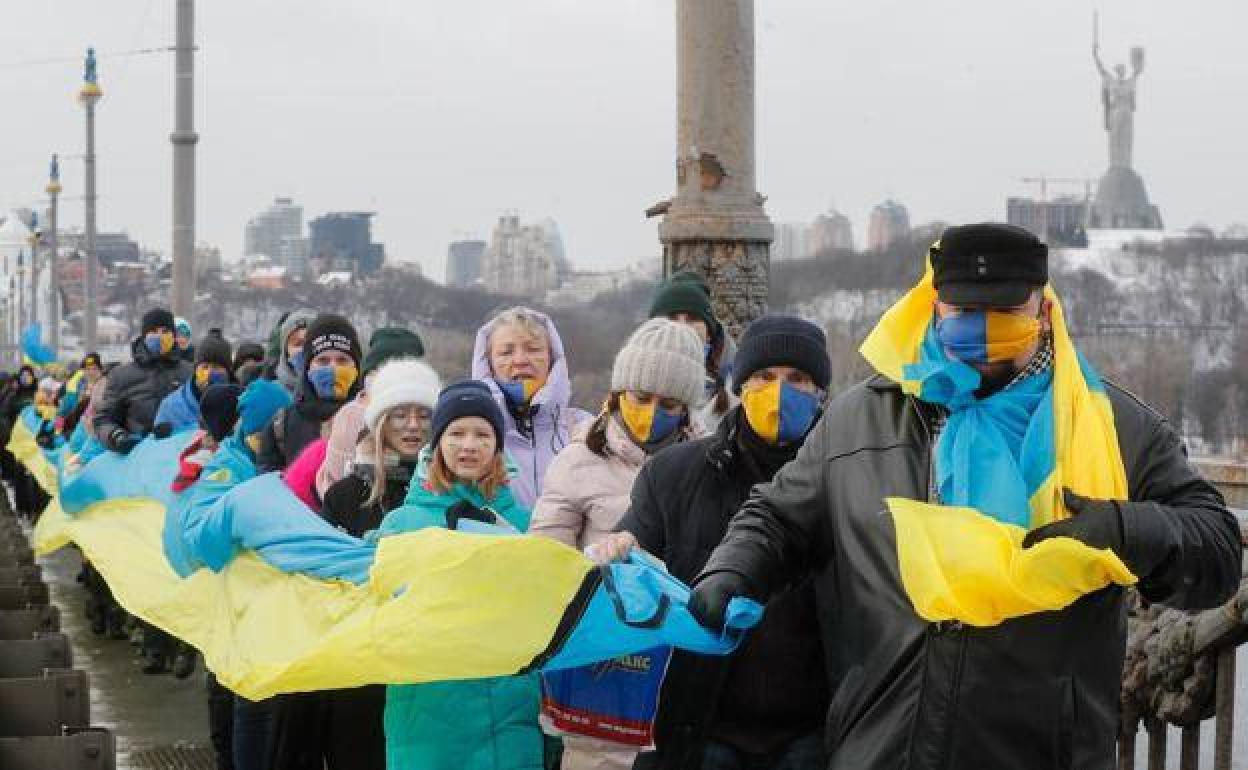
[94,337,193,444]
[621,409,828,768]
[702,376,1243,770]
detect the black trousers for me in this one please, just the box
[267,687,387,770]
[207,674,235,770]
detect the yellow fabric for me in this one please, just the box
[861,259,1133,626]
[8,417,59,495]
[887,498,1135,627]
[32,497,593,700]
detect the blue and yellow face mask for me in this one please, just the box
[307,363,358,402]
[195,364,228,390]
[934,310,1041,366]
[741,380,821,445]
[145,331,175,357]
[499,376,544,409]
[618,393,685,448]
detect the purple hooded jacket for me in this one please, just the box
[471,310,591,509]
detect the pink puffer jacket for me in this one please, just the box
[529,416,646,551]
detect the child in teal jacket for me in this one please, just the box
[375,381,542,770]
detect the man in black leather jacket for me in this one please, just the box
[94,308,194,452]
[689,224,1243,770]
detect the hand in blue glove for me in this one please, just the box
[236,379,293,437]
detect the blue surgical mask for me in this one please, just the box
[288,350,305,373]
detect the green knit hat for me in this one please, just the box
[648,271,718,335]
[362,327,426,374]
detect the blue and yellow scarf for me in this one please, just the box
[860,261,1135,626]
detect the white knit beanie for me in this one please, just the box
[363,358,443,432]
[611,319,705,408]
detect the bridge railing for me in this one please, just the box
[1117,505,1246,770]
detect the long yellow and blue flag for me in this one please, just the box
[859,258,1135,627]
[18,410,761,700]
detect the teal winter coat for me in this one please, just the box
[376,449,543,770]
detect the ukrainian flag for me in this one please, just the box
[19,424,760,700]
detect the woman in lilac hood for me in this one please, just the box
[471,307,590,508]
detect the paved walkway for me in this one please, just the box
[40,543,216,769]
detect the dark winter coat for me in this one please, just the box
[94,338,193,444]
[322,461,416,537]
[254,388,344,474]
[619,408,829,769]
[700,377,1244,770]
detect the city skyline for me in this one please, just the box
[0,1,1245,282]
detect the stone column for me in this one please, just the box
[79,49,102,351]
[659,0,772,337]
[46,155,61,354]
[170,0,198,319]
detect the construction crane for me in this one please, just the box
[1018,176,1097,244]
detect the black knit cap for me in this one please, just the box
[648,271,720,338]
[232,342,266,373]
[199,384,244,443]
[932,223,1048,307]
[302,314,363,373]
[362,327,426,375]
[196,329,233,372]
[430,380,505,453]
[141,307,176,334]
[733,315,831,394]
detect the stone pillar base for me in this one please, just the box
[662,239,769,338]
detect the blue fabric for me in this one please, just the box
[163,436,257,577]
[543,552,763,671]
[59,431,197,514]
[154,381,201,433]
[902,328,1053,526]
[184,471,374,582]
[20,323,55,365]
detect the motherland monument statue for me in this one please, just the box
[1089,13,1162,230]
[1093,39,1144,170]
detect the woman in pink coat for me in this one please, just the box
[530,318,706,770]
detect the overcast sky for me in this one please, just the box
[1,1,1244,281]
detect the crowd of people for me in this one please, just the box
[0,222,1240,770]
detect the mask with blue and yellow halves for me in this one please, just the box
[618,394,684,447]
[499,377,544,409]
[308,363,358,401]
[145,331,175,357]
[741,379,821,445]
[195,366,228,390]
[934,310,1040,366]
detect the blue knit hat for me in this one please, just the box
[431,380,505,453]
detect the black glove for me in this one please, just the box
[1022,489,1174,578]
[688,570,754,632]
[109,429,140,455]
